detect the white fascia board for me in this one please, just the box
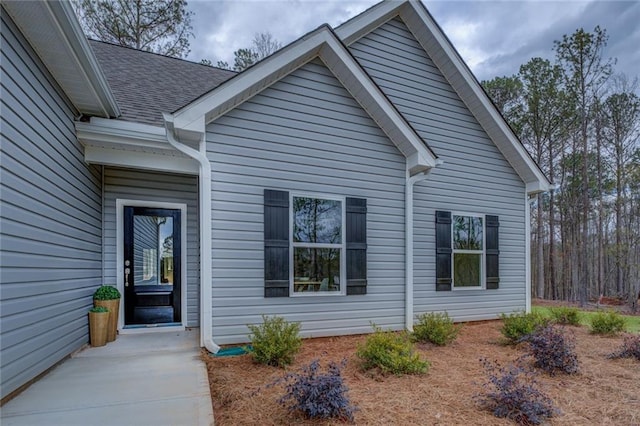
[76,118,169,150]
[525,181,548,195]
[76,118,199,173]
[172,30,325,131]
[335,0,402,45]
[400,2,551,192]
[336,0,551,192]
[172,24,436,171]
[3,1,120,118]
[48,1,120,117]
[319,38,436,170]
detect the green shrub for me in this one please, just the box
[549,307,581,326]
[356,326,429,375]
[247,315,301,367]
[89,306,109,313]
[499,311,548,344]
[589,311,626,335]
[93,285,121,300]
[413,312,461,346]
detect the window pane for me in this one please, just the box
[134,215,173,286]
[293,197,341,243]
[293,248,340,293]
[454,253,481,287]
[453,215,483,250]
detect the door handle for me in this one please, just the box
[125,267,130,287]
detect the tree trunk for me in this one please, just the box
[579,108,589,306]
[615,140,623,295]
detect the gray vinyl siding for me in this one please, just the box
[207,59,407,344]
[0,9,102,399]
[103,167,200,326]
[350,18,527,321]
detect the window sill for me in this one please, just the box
[290,291,346,297]
[452,286,485,291]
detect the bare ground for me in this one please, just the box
[203,321,639,425]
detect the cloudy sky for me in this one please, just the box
[186,0,639,83]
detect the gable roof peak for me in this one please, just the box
[168,23,437,175]
[337,0,551,193]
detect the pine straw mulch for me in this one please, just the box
[203,321,639,425]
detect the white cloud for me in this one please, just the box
[188,0,377,64]
[186,0,639,83]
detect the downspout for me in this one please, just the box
[164,115,220,354]
[405,165,439,331]
[525,193,536,313]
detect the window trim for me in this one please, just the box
[289,192,347,297]
[451,212,485,290]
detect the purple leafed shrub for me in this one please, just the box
[476,358,559,425]
[607,334,640,361]
[277,359,356,422]
[521,325,579,375]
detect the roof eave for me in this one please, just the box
[76,117,199,175]
[3,1,120,118]
[171,25,437,173]
[337,0,551,193]
[335,0,402,44]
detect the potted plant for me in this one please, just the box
[88,306,110,347]
[93,285,121,342]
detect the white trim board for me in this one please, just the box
[2,1,119,117]
[168,25,437,176]
[85,145,198,175]
[115,199,189,332]
[335,0,551,194]
[77,118,199,175]
[288,192,347,297]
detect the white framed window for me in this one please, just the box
[290,194,345,295]
[452,213,485,289]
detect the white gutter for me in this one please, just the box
[163,114,220,354]
[405,162,440,331]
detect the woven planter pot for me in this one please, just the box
[89,311,109,347]
[94,299,120,342]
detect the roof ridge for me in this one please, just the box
[87,39,236,73]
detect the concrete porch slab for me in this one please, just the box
[1,329,213,426]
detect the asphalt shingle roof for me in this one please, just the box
[89,40,235,126]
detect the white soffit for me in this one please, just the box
[336,0,551,193]
[76,118,199,175]
[3,1,119,118]
[170,25,437,174]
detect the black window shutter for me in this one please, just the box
[435,210,452,291]
[346,197,367,295]
[264,189,289,297]
[485,215,500,289]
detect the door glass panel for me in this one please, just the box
[133,215,174,286]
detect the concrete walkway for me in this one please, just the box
[1,329,214,426]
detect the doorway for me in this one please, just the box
[123,206,181,325]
